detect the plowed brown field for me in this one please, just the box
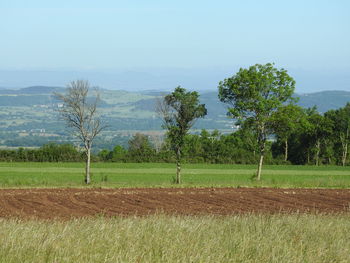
[0,188,349,219]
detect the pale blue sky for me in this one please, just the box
[0,0,349,91]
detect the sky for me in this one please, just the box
[0,0,349,92]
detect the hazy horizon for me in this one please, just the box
[0,67,349,93]
[1,1,349,93]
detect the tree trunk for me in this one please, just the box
[256,125,266,181]
[85,147,91,184]
[284,139,288,162]
[341,128,349,166]
[315,140,321,166]
[256,154,264,180]
[176,148,181,184]
[342,142,348,167]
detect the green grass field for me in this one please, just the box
[0,162,349,188]
[0,214,349,263]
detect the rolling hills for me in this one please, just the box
[0,86,349,149]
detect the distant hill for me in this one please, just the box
[132,90,350,120]
[0,87,349,149]
[0,86,64,95]
[0,86,349,112]
[19,86,65,94]
[159,90,350,117]
[297,90,350,113]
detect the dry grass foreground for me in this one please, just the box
[0,187,349,219]
[0,214,349,263]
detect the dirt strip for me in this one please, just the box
[0,188,349,219]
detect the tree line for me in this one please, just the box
[99,101,350,167]
[0,143,83,162]
[1,100,349,168]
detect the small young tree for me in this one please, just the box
[55,80,105,184]
[218,63,296,180]
[157,86,207,184]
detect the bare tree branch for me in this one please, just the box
[54,80,105,184]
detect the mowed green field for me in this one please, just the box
[0,162,349,188]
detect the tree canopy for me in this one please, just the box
[218,63,296,179]
[157,86,207,183]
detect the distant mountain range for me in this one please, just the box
[0,86,65,94]
[296,90,350,113]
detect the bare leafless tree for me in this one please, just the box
[149,133,164,153]
[55,80,105,184]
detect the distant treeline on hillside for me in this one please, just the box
[0,86,349,166]
[1,104,349,167]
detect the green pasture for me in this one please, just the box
[0,162,349,188]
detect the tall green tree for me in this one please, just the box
[157,87,207,183]
[324,103,350,166]
[218,63,296,180]
[305,108,333,166]
[271,104,306,161]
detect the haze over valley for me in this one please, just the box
[0,85,349,150]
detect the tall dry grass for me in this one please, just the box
[0,214,349,262]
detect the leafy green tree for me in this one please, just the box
[110,145,127,162]
[157,87,207,183]
[271,104,306,161]
[218,63,296,179]
[127,133,155,162]
[183,134,204,163]
[305,108,333,166]
[235,121,259,159]
[40,143,82,162]
[0,149,17,162]
[324,103,350,166]
[98,149,110,161]
[284,107,315,165]
[199,130,222,163]
[17,148,28,161]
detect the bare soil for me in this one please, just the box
[0,188,349,219]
